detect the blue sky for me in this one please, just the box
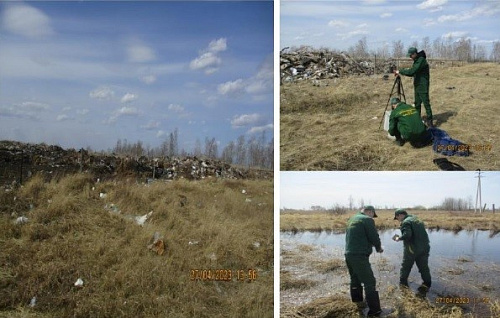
[280,171,500,210]
[0,1,273,152]
[281,0,500,55]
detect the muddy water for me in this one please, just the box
[281,230,500,316]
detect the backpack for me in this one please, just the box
[429,128,469,157]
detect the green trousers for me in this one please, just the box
[414,91,433,121]
[345,254,377,294]
[400,249,431,287]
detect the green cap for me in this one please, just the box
[407,47,418,57]
[363,205,378,218]
[390,97,401,105]
[393,209,408,220]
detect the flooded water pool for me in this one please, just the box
[281,230,500,316]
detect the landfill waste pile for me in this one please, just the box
[280,48,397,83]
[0,140,273,186]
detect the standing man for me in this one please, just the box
[392,209,432,292]
[388,97,433,148]
[345,206,383,316]
[394,47,433,127]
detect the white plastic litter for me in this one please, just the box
[74,278,84,287]
[29,297,36,307]
[241,189,246,194]
[253,242,261,248]
[188,241,199,245]
[245,198,252,203]
[135,211,153,226]
[14,216,28,224]
[99,192,107,199]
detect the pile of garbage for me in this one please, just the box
[280,48,396,82]
[0,140,273,186]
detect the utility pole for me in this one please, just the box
[474,169,483,213]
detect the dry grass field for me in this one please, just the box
[0,174,273,318]
[280,209,500,232]
[280,62,500,170]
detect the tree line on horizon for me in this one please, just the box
[286,35,500,63]
[281,196,495,214]
[110,128,274,170]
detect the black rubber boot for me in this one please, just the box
[350,286,363,302]
[366,291,382,316]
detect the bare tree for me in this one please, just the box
[221,141,235,164]
[236,135,246,166]
[204,137,218,159]
[348,195,354,210]
[193,138,202,157]
[491,41,500,62]
[392,40,404,58]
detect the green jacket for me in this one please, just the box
[389,102,427,141]
[345,212,382,256]
[399,215,430,255]
[399,54,430,93]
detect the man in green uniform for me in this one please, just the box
[395,47,433,127]
[388,97,432,148]
[345,206,383,316]
[392,209,431,292]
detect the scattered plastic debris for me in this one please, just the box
[241,189,246,194]
[147,232,165,255]
[135,211,153,226]
[74,278,84,287]
[209,253,217,262]
[245,198,252,203]
[253,242,261,248]
[188,241,199,246]
[29,297,36,307]
[99,192,107,199]
[14,216,29,225]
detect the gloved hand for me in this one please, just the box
[394,70,400,76]
[392,234,400,241]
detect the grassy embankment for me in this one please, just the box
[0,173,273,318]
[280,209,500,233]
[281,62,500,170]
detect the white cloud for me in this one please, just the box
[1,3,54,38]
[396,28,409,33]
[362,0,387,4]
[218,79,245,96]
[121,93,138,103]
[357,23,368,28]
[20,101,50,111]
[156,130,166,138]
[56,114,70,122]
[338,29,369,40]
[248,124,273,134]
[417,0,447,11]
[380,12,392,18]
[438,3,500,23]
[116,106,139,116]
[89,86,114,100]
[77,109,89,115]
[423,19,436,27]
[0,101,50,119]
[140,75,157,84]
[141,120,160,130]
[168,104,185,113]
[442,31,468,39]
[208,38,227,53]
[189,52,221,74]
[127,44,156,63]
[62,107,71,112]
[328,20,348,28]
[189,38,227,75]
[231,113,263,128]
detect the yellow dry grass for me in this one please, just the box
[280,62,500,170]
[0,173,273,318]
[280,209,500,232]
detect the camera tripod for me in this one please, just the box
[378,75,406,130]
